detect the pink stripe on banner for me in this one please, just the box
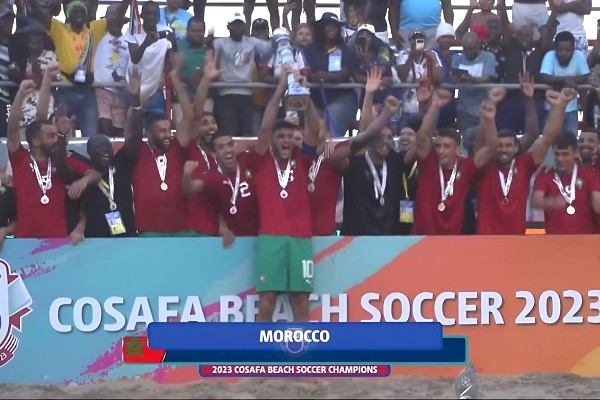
[29,239,71,255]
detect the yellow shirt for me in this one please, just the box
[50,18,107,74]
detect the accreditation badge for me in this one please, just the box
[399,200,415,223]
[105,211,126,236]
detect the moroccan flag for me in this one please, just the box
[122,337,165,363]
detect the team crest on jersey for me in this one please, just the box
[290,159,297,169]
[0,259,32,368]
[245,169,253,179]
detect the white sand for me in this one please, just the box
[2,373,600,399]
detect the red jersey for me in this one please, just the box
[309,154,342,236]
[183,144,219,235]
[247,148,312,238]
[9,146,88,238]
[197,152,259,236]
[131,140,187,233]
[412,150,477,235]
[533,166,600,234]
[475,152,539,235]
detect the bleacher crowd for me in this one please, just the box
[1,0,600,245]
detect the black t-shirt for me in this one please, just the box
[80,149,136,238]
[502,40,546,98]
[0,187,17,228]
[367,0,389,33]
[341,151,406,236]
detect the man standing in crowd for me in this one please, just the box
[389,0,454,48]
[159,0,193,40]
[532,133,600,234]
[213,12,273,137]
[552,0,592,55]
[540,31,590,135]
[30,0,130,137]
[412,90,498,235]
[510,0,549,29]
[126,0,176,114]
[475,89,569,235]
[578,129,600,167]
[93,3,130,137]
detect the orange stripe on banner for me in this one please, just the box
[526,229,546,235]
[314,236,355,264]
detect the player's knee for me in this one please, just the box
[259,292,277,311]
[290,293,309,309]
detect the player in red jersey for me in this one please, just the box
[475,88,568,234]
[532,133,600,234]
[412,90,498,235]
[578,129,600,168]
[182,131,259,243]
[6,74,97,239]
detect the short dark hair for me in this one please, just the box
[272,119,297,133]
[498,129,519,144]
[141,1,159,13]
[187,16,205,28]
[554,133,578,150]
[400,113,424,133]
[144,113,169,133]
[25,121,44,146]
[210,130,232,143]
[436,127,461,145]
[555,31,575,46]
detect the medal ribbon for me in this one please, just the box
[365,152,387,201]
[308,154,325,185]
[553,163,578,205]
[199,145,211,170]
[97,167,116,205]
[498,159,515,199]
[148,144,168,184]
[402,161,417,199]
[439,162,458,202]
[273,154,292,192]
[218,164,241,207]
[31,154,52,197]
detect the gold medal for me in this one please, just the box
[161,182,168,191]
[438,202,445,212]
[567,205,575,215]
[307,182,315,192]
[41,195,49,205]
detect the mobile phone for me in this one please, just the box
[451,68,469,77]
[415,39,425,50]
[158,31,169,39]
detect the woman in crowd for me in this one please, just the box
[455,0,499,44]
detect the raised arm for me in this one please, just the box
[359,68,383,131]
[497,0,512,43]
[441,0,454,25]
[254,64,290,155]
[304,98,322,148]
[517,73,540,153]
[7,81,36,154]
[193,50,221,120]
[170,53,195,148]
[389,0,400,44]
[455,0,478,40]
[474,100,499,169]
[474,87,506,153]
[415,89,452,159]
[553,0,592,15]
[121,67,144,161]
[531,89,570,165]
[36,63,60,122]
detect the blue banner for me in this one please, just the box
[148,322,443,352]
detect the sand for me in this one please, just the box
[2,374,600,399]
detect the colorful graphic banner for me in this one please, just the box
[0,236,600,384]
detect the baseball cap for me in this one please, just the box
[312,12,344,27]
[228,12,246,25]
[357,24,375,35]
[436,22,456,41]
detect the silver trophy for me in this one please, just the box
[273,27,310,111]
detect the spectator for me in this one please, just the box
[125,0,176,116]
[412,91,497,235]
[93,4,130,136]
[394,114,420,235]
[293,23,313,53]
[0,7,15,138]
[475,89,565,235]
[532,132,600,234]
[578,128,600,166]
[282,0,316,33]
[351,24,397,107]
[540,31,590,135]
[389,0,454,49]
[483,18,505,82]
[159,0,193,40]
[432,22,458,128]
[456,0,500,44]
[173,17,208,125]
[588,19,600,68]
[243,0,280,35]
[302,12,358,138]
[552,0,592,55]
[584,87,600,130]
[29,1,95,136]
[341,0,367,41]
[213,12,273,137]
[396,32,444,116]
[450,32,497,138]
[63,0,99,21]
[511,0,549,29]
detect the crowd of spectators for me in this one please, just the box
[1,0,600,248]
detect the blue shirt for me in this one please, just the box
[399,0,442,30]
[540,50,590,113]
[159,8,193,40]
[452,51,497,116]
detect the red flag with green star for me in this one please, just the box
[122,337,166,363]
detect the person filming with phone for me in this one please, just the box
[396,31,444,116]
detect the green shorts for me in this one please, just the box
[255,235,314,293]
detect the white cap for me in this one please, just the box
[436,22,456,41]
[227,12,246,25]
[357,24,376,35]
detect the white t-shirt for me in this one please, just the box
[124,25,172,103]
[396,49,442,113]
[556,0,586,38]
[94,33,130,92]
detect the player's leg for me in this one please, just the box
[255,235,287,322]
[288,237,314,322]
[265,0,280,30]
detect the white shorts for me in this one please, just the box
[511,3,549,29]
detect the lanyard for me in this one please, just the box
[553,164,578,206]
[498,159,515,201]
[218,164,241,207]
[365,152,387,206]
[98,167,117,211]
[439,162,458,202]
[31,154,52,196]
[308,154,325,185]
[402,161,417,199]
